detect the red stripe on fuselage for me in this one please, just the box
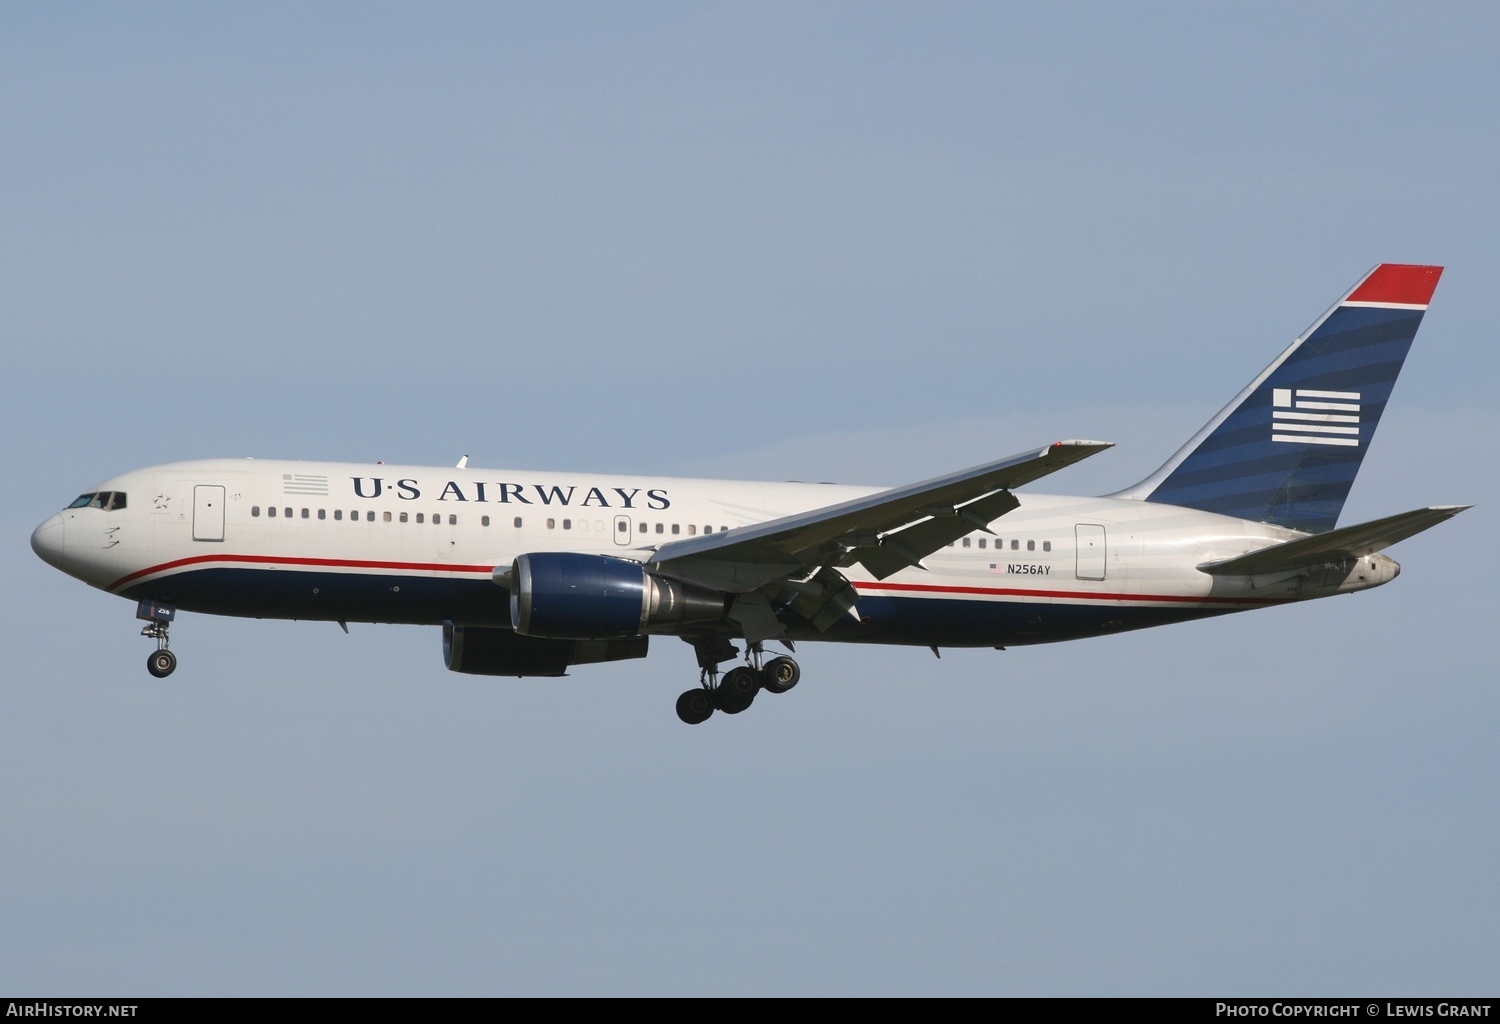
[854,580,1286,606]
[108,553,495,593]
[111,553,1288,608]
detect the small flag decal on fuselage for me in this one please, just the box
[282,473,330,495]
[1271,388,1360,447]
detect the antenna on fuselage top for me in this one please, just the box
[456,455,468,469]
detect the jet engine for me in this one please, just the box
[443,624,648,677]
[510,552,726,639]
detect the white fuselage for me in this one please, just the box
[31,458,1397,650]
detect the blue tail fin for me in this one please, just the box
[1115,264,1443,533]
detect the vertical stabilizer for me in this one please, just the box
[1114,264,1442,533]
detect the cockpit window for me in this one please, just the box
[68,491,126,511]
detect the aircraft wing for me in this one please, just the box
[648,440,1112,590]
[1197,505,1470,576]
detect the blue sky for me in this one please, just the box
[3,2,1496,995]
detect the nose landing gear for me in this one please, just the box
[146,648,177,678]
[137,600,178,678]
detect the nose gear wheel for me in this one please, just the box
[137,601,178,678]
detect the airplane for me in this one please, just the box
[30,264,1468,724]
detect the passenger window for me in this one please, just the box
[268,506,277,518]
[416,513,424,524]
[334,510,343,521]
[655,523,664,534]
[318,509,326,520]
[366,511,374,522]
[688,525,697,535]
[383,511,391,523]
[448,515,456,525]
[640,522,648,533]
[671,524,680,535]
[1043,541,1051,552]
[400,512,408,523]
[617,521,627,533]
[563,519,572,530]
[1027,540,1035,551]
[285,508,293,519]
[978,538,986,548]
[252,506,261,517]
[962,537,971,548]
[514,517,523,528]
[1011,539,1019,550]
[482,516,490,527]
[301,508,309,519]
[547,518,556,529]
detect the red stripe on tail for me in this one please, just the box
[1346,264,1443,306]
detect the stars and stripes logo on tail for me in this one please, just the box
[1272,389,1360,447]
[1117,264,1440,533]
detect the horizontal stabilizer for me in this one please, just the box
[1198,505,1470,576]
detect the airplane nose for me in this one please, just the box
[31,514,66,570]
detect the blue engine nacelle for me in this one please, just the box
[443,624,648,677]
[510,552,726,640]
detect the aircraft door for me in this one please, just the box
[613,515,632,547]
[1075,524,1106,580]
[193,485,226,542]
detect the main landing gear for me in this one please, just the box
[676,641,800,725]
[137,600,178,678]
